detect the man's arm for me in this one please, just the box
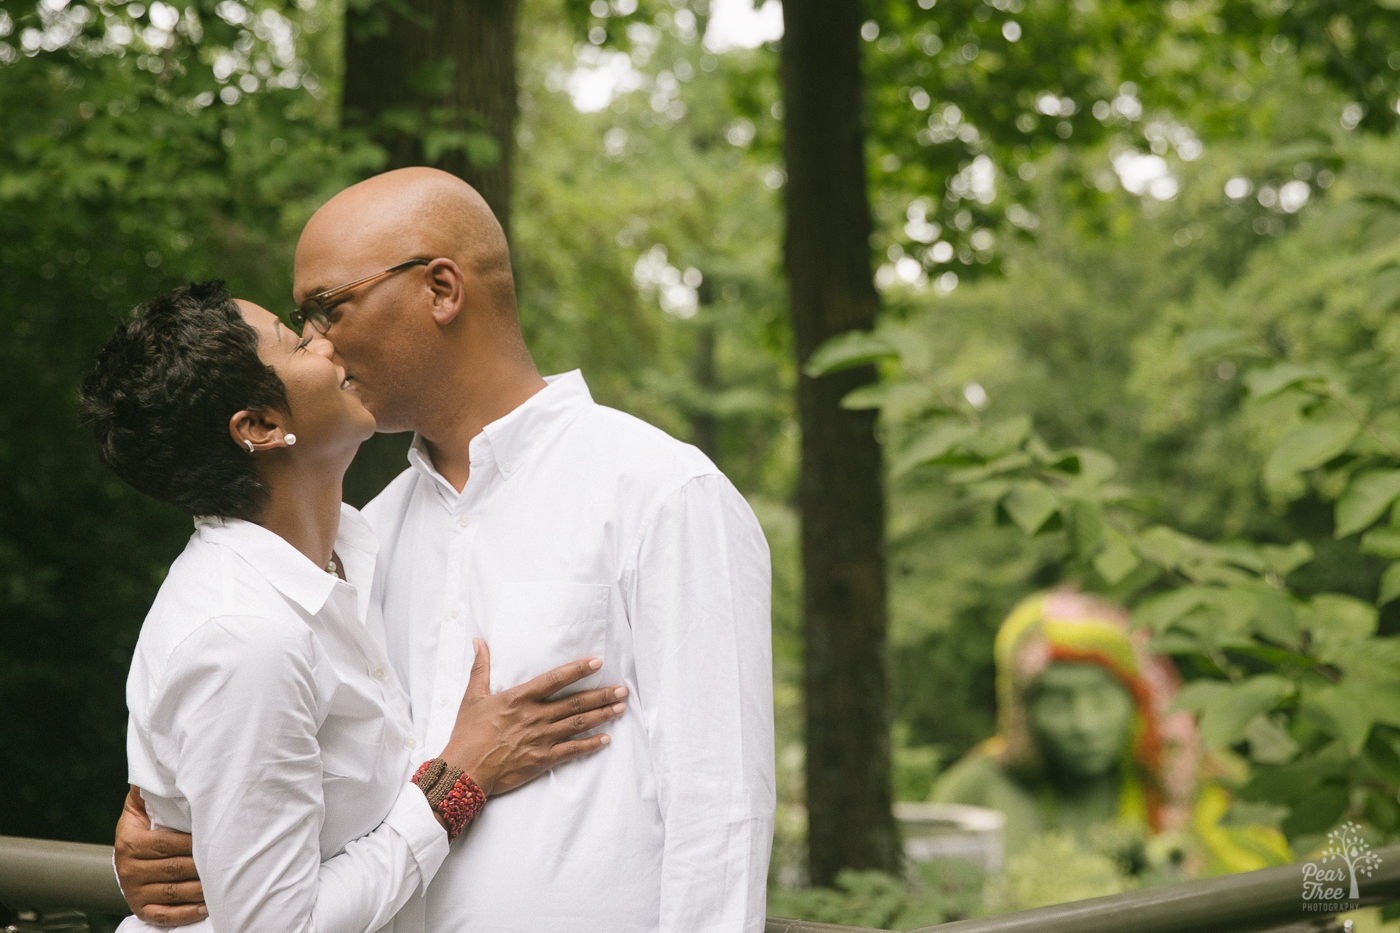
[114,785,205,926]
[630,473,776,932]
[113,644,627,925]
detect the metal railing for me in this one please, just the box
[905,842,1400,932]
[4,835,1399,932]
[0,837,126,917]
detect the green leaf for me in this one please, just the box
[1066,499,1105,558]
[1048,447,1118,485]
[1381,563,1400,607]
[1335,469,1400,537]
[966,415,1033,458]
[1264,419,1359,477]
[1324,642,1400,728]
[1243,362,1325,400]
[840,379,939,415]
[1361,527,1400,558]
[841,382,893,411]
[953,452,1037,485]
[1181,672,1288,750]
[1134,525,1193,570]
[1182,327,1255,360]
[891,422,977,475]
[1172,678,1232,715]
[1093,529,1140,585]
[1257,541,1313,578]
[1134,587,1209,634]
[1301,593,1378,645]
[804,331,899,377]
[1302,685,1373,757]
[1243,715,1300,764]
[1249,588,1302,646]
[1000,483,1060,535]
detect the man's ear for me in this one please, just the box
[426,258,466,326]
[228,409,284,453]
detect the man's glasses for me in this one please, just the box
[290,258,430,334]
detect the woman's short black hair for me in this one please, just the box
[79,281,289,519]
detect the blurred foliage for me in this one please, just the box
[767,857,985,930]
[810,120,1400,857]
[0,0,358,841]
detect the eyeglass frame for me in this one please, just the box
[290,258,431,334]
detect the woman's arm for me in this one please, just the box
[131,622,624,924]
[150,615,429,932]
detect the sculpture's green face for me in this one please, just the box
[1025,662,1135,780]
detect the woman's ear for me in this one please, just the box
[229,409,285,453]
[426,258,466,326]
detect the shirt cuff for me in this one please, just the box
[385,779,452,889]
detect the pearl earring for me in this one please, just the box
[284,433,297,447]
[244,439,255,453]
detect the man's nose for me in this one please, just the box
[308,333,335,357]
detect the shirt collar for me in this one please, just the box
[192,503,377,616]
[407,370,593,487]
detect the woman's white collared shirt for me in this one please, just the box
[118,505,447,933]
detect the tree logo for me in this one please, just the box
[1302,822,1382,912]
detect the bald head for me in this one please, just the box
[289,168,540,439]
[295,167,517,318]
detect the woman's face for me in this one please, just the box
[236,300,377,450]
[1025,661,1136,780]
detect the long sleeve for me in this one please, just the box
[146,615,448,933]
[629,474,776,932]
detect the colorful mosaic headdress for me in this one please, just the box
[992,588,1200,833]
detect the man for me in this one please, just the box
[115,167,776,931]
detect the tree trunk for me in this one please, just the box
[339,0,519,504]
[342,0,518,226]
[780,0,900,885]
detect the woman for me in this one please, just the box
[80,281,626,930]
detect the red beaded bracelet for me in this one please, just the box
[412,758,487,841]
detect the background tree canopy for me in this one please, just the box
[4,0,1400,923]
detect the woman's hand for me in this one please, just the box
[113,785,207,926]
[437,639,627,796]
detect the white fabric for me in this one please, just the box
[366,370,775,933]
[118,505,449,933]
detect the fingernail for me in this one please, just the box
[599,734,611,745]
[613,686,629,699]
[588,658,602,670]
[611,702,626,714]
[198,907,209,917]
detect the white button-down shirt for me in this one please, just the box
[119,506,448,933]
[366,371,775,932]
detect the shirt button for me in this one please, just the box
[404,737,417,750]
[372,667,386,681]
[457,515,470,528]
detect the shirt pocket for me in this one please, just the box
[487,581,610,697]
